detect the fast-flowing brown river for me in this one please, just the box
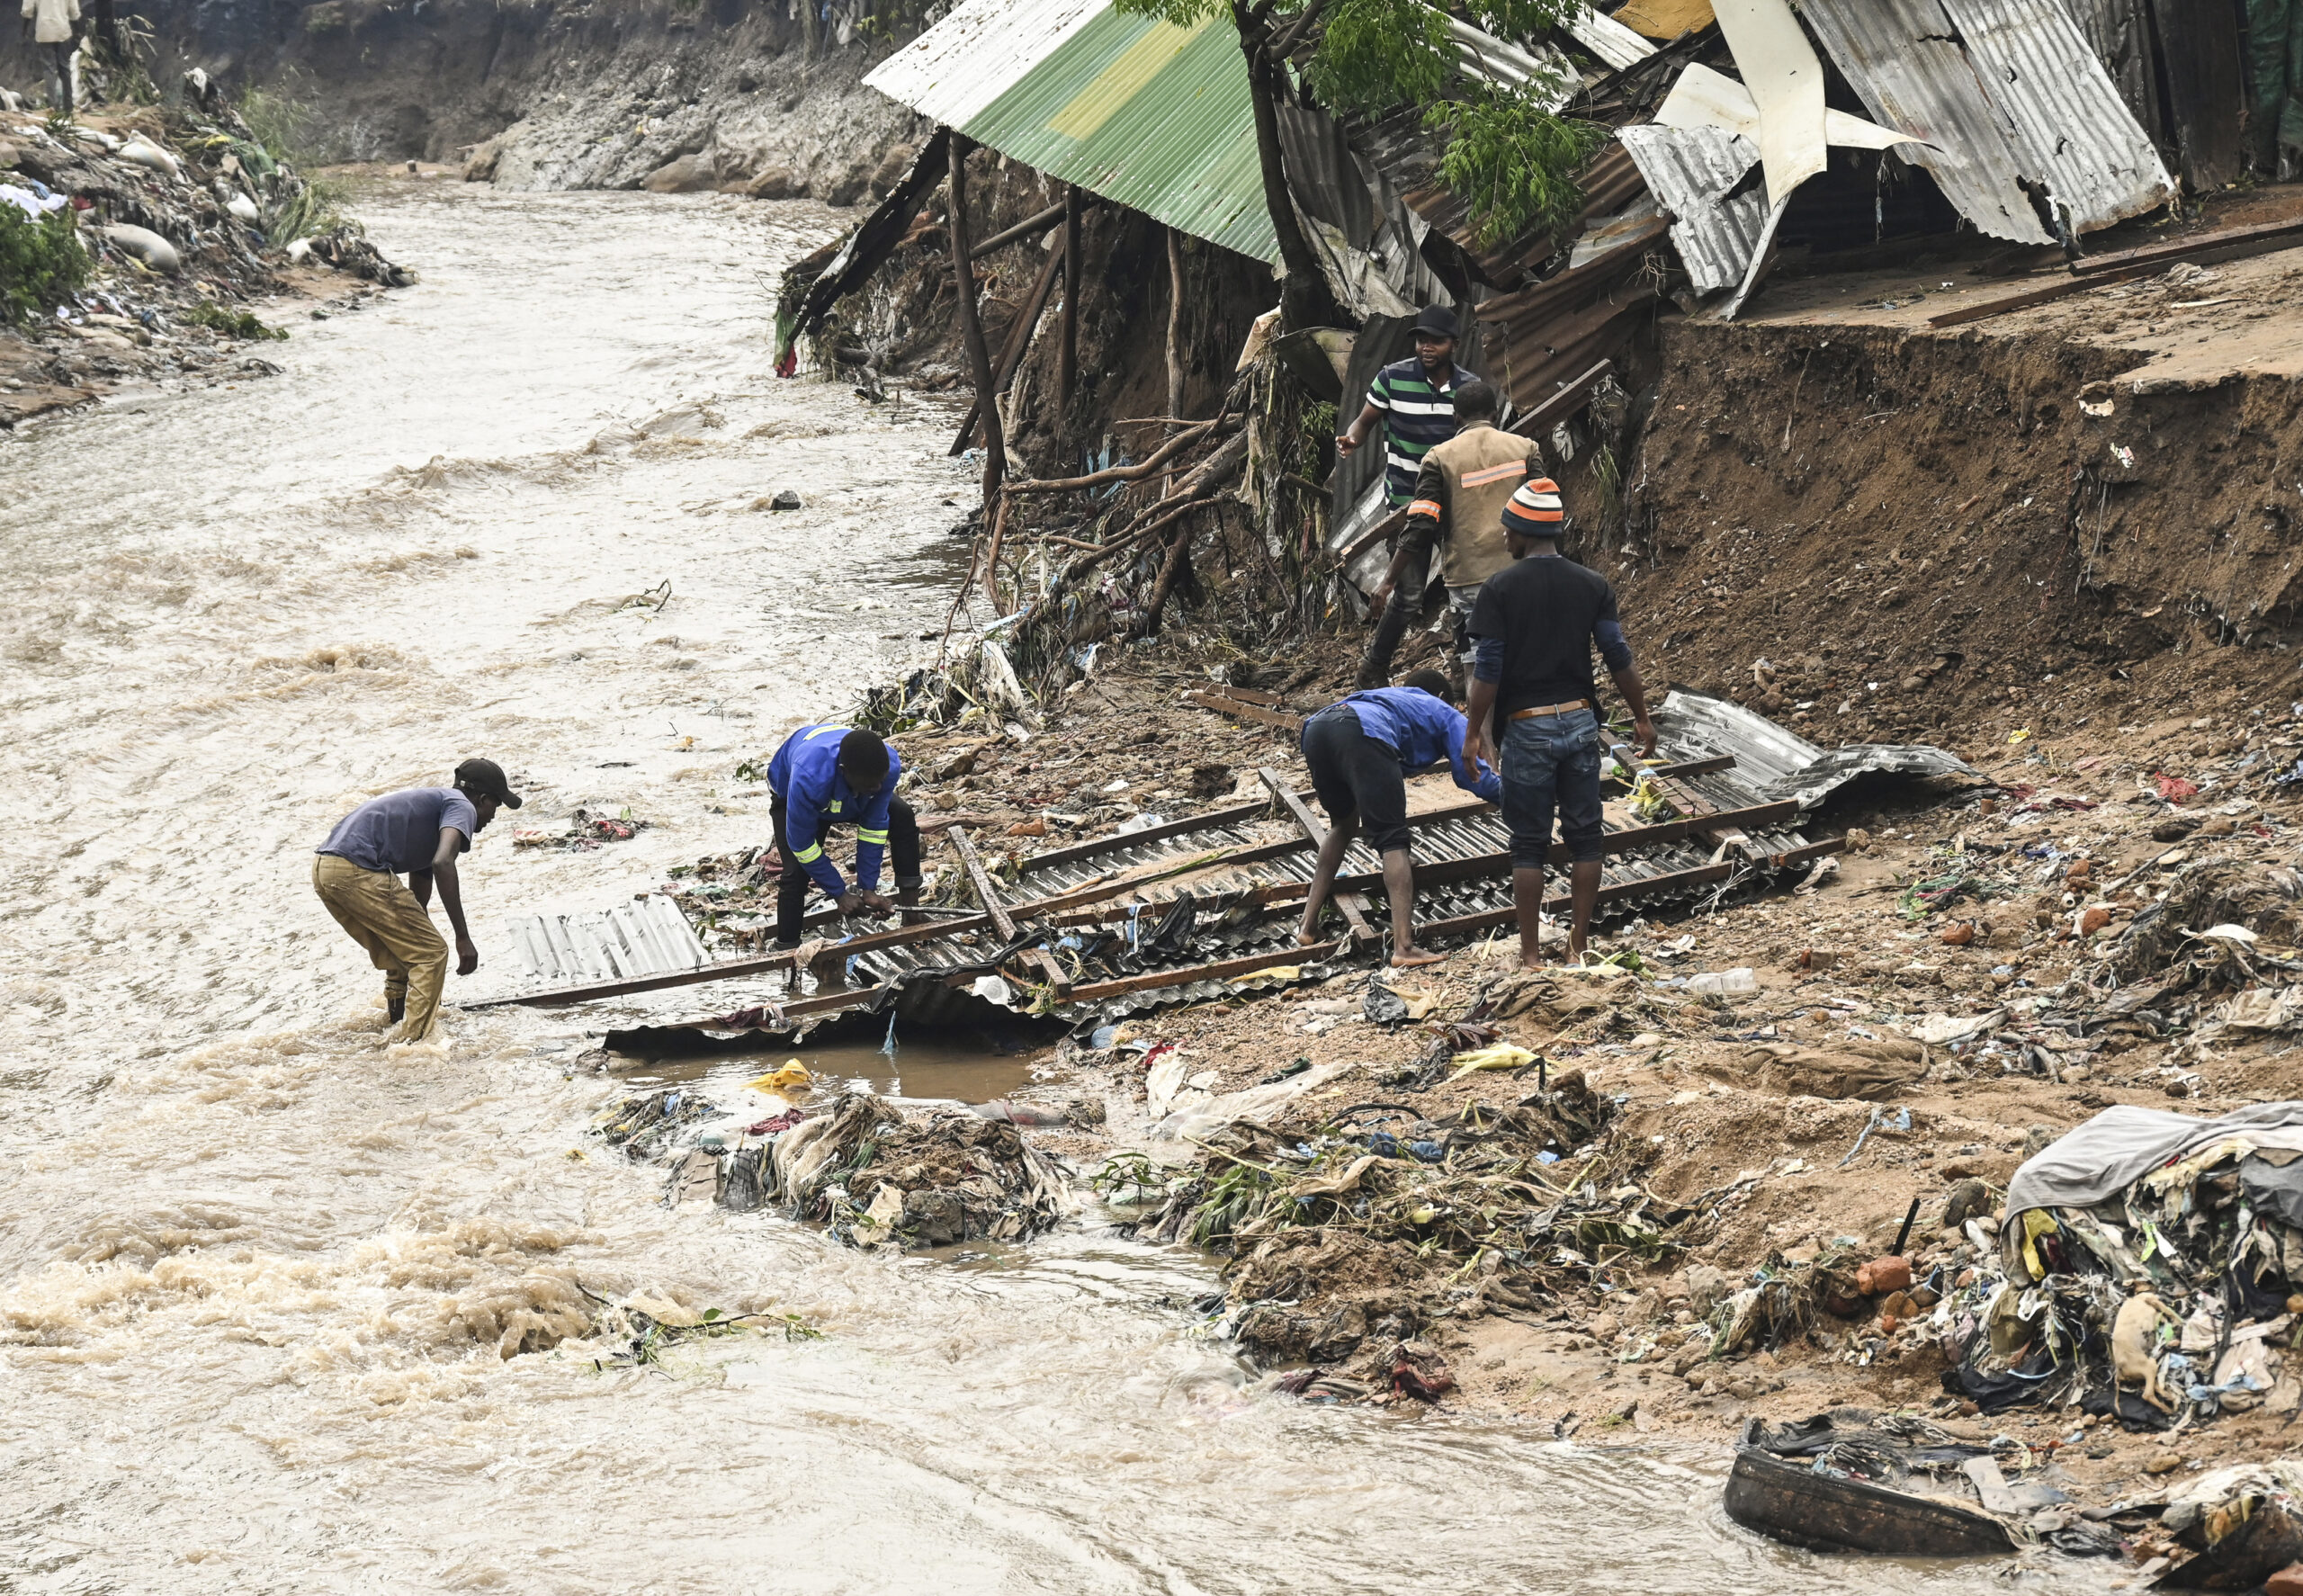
[0,181,2113,1592]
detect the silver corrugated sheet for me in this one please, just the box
[1616,123,1769,293]
[1443,13,1578,106]
[1797,0,2170,240]
[1797,0,2055,244]
[1653,688,1980,810]
[507,895,709,987]
[1940,0,2173,228]
[1567,3,1657,70]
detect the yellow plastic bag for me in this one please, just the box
[1447,1044,1538,1080]
[747,1061,812,1093]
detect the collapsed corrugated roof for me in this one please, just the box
[864,0,1277,259]
[1615,122,1765,293]
[864,0,1569,264]
[479,697,1978,1040]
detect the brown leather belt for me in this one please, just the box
[1510,699,1590,721]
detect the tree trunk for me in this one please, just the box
[1058,184,1081,408]
[1233,0,1343,333]
[945,133,1008,505]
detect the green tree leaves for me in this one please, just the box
[1428,83,1609,249]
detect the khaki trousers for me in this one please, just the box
[312,853,449,1040]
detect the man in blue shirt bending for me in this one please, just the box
[766,724,922,949]
[1294,669,1501,968]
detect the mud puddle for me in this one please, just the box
[610,1032,1038,1106]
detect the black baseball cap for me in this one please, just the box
[1413,305,1459,339]
[454,758,523,809]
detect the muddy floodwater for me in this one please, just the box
[0,183,2113,1592]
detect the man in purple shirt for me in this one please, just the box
[312,758,521,1040]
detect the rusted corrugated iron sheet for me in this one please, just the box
[1616,122,1767,292]
[2140,0,2245,193]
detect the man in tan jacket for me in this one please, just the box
[22,0,79,113]
[1367,381,1545,686]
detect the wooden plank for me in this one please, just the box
[1927,264,2162,327]
[1017,797,1270,874]
[1770,836,1846,867]
[948,825,1018,942]
[1253,799,1798,902]
[1062,941,1342,1004]
[1337,503,1410,569]
[1022,947,1073,997]
[1213,682,1286,706]
[1183,689,1304,731]
[1260,767,1375,946]
[1506,358,1616,439]
[2072,214,2303,275]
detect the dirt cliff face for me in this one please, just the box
[1,0,923,196]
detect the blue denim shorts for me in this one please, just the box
[1501,706,1605,866]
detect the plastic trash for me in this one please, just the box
[746,1061,812,1093]
[1089,1024,1119,1050]
[118,137,180,177]
[1686,967,1758,994]
[1447,1043,1537,1080]
[226,191,259,223]
[101,225,181,273]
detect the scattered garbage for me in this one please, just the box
[511,807,650,849]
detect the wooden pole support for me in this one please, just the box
[1259,767,1375,946]
[948,825,1019,942]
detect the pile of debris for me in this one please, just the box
[1099,1018,1702,1366]
[603,1086,1076,1251]
[1937,1101,2303,1429]
[2,80,409,422]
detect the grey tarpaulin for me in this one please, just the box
[2242,1152,2303,1231]
[2005,1102,2303,1218]
[1651,689,1978,811]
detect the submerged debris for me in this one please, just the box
[596,1086,1074,1250]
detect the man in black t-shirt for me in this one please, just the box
[1464,479,1656,968]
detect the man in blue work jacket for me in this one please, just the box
[766,724,922,949]
[1294,668,1501,968]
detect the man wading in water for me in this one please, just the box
[312,758,519,1040]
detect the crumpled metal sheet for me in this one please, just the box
[1653,688,1980,811]
[1940,0,2174,230]
[1796,0,2172,241]
[1616,123,1768,293]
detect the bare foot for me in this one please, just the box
[1296,925,1322,948]
[1518,954,1547,973]
[1390,946,1445,969]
